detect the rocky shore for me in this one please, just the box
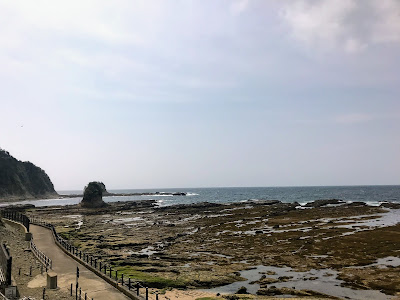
[13,199,400,299]
[0,192,59,203]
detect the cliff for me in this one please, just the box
[0,149,58,200]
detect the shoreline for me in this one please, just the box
[0,192,59,203]
[1,195,400,211]
[58,191,188,198]
[0,191,188,204]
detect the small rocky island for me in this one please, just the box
[80,181,108,208]
[0,148,58,201]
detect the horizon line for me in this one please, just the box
[56,183,400,192]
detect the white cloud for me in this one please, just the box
[280,0,356,50]
[344,38,367,54]
[335,113,376,124]
[280,0,400,54]
[230,0,250,16]
[370,0,400,43]
[334,112,400,124]
[0,0,161,50]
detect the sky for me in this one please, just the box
[1,0,399,191]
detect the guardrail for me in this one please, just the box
[1,211,29,232]
[0,291,9,300]
[3,211,161,300]
[30,239,52,270]
[31,219,159,300]
[0,244,12,287]
[1,210,52,272]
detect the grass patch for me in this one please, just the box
[114,266,188,288]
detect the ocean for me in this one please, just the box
[2,185,400,207]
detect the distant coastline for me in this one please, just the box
[0,192,59,203]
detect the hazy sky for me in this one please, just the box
[1,0,400,190]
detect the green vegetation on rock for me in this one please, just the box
[0,148,57,200]
[114,265,187,288]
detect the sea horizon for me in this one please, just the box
[57,183,400,194]
[3,185,399,208]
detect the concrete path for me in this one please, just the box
[29,224,130,300]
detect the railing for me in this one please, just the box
[30,218,159,300]
[69,282,99,300]
[1,210,52,272]
[3,212,160,300]
[0,244,12,287]
[0,291,9,300]
[30,239,52,270]
[0,269,5,294]
[1,211,29,232]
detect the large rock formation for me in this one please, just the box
[95,181,110,195]
[80,182,108,208]
[0,148,58,200]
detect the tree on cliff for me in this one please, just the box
[0,148,57,199]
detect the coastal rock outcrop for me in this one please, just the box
[247,199,281,205]
[304,199,345,208]
[0,148,58,200]
[95,181,110,195]
[80,181,108,208]
[380,202,400,209]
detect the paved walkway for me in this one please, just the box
[29,225,130,300]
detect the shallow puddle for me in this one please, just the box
[76,220,83,230]
[202,265,393,300]
[112,217,144,223]
[347,256,400,269]
[128,246,158,256]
